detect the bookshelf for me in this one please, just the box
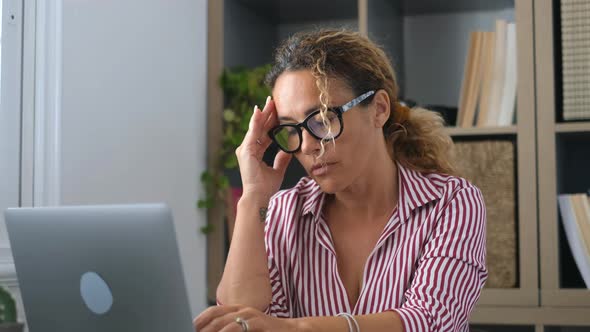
[536,0,590,328]
[206,0,590,329]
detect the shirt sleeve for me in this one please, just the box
[263,193,293,318]
[391,186,488,332]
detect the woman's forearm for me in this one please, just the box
[216,194,273,311]
[294,311,404,332]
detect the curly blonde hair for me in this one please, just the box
[265,29,458,176]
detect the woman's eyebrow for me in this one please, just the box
[278,105,322,122]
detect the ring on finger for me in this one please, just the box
[235,317,249,332]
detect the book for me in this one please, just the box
[457,31,484,127]
[557,194,590,288]
[484,20,508,126]
[573,194,590,272]
[476,31,496,127]
[457,20,517,128]
[497,22,517,126]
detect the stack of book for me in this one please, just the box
[456,20,517,128]
[558,193,590,288]
[560,0,590,121]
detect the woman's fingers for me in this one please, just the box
[261,95,272,113]
[243,98,273,149]
[195,306,260,332]
[217,316,260,332]
[273,150,292,175]
[244,105,266,142]
[193,305,240,329]
[257,100,279,148]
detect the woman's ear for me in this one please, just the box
[372,90,391,128]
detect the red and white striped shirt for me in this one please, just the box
[264,163,487,332]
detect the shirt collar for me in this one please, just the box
[301,182,326,217]
[301,162,443,223]
[396,163,442,223]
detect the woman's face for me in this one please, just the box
[272,70,389,193]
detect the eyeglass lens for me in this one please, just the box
[272,109,341,152]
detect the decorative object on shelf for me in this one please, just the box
[0,286,23,332]
[198,65,271,234]
[454,139,517,288]
[560,0,590,121]
[557,193,590,288]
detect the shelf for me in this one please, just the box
[471,306,590,326]
[478,288,538,307]
[470,324,534,332]
[545,327,590,332]
[211,0,542,316]
[555,122,590,134]
[446,125,518,137]
[233,0,357,23]
[400,0,514,15]
[541,289,590,307]
[224,0,359,68]
[555,133,590,195]
[380,4,516,107]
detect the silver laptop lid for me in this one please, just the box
[5,203,193,332]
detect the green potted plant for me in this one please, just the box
[0,286,23,332]
[198,64,271,234]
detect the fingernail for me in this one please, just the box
[253,105,259,112]
[265,96,271,106]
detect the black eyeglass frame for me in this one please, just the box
[268,90,376,153]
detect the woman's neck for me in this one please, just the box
[329,151,399,224]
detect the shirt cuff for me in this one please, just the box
[390,306,432,332]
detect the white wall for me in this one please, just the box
[8,0,207,315]
[1,0,27,325]
[56,0,208,316]
[0,0,22,249]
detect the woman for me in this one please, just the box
[195,29,487,332]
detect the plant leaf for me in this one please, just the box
[200,224,215,234]
[224,154,238,169]
[200,171,212,183]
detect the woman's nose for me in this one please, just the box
[300,129,320,155]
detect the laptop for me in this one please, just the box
[5,203,194,332]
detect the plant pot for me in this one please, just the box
[0,323,24,332]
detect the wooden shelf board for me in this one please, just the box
[235,0,513,20]
[478,288,538,307]
[541,289,590,307]
[446,125,518,137]
[471,306,590,326]
[401,0,514,15]
[233,0,358,23]
[555,122,590,134]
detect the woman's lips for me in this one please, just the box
[311,162,337,176]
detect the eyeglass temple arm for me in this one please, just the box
[340,90,376,113]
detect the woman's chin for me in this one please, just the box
[312,176,344,194]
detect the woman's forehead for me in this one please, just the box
[272,70,352,119]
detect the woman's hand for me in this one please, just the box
[194,305,300,332]
[236,97,292,200]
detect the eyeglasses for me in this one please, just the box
[268,91,375,153]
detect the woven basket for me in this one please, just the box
[453,140,518,288]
